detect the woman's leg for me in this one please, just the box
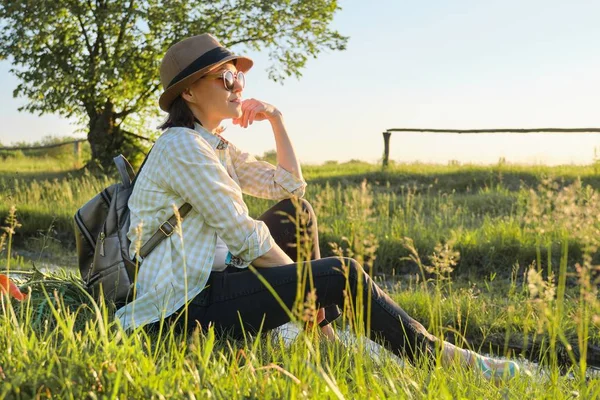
[163,255,519,379]
[257,198,341,326]
[254,201,518,379]
[173,257,436,363]
[157,199,518,378]
[256,198,321,259]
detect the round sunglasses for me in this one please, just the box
[203,70,246,91]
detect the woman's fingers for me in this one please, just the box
[233,99,275,127]
[321,324,337,341]
[242,104,253,127]
[231,100,249,126]
[238,99,252,127]
[233,102,252,125]
[243,104,262,128]
[247,105,262,127]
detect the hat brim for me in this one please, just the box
[159,55,253,112]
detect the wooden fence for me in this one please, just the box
[0,139,87,163]
[0,139,87,152]
[381,128,600,167]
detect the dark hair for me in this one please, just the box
[157,96,196,130]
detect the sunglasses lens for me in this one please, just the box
[237,72,246,89]
[223,70,235,90]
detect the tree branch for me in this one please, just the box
[122,130,155,143]
[121,133,148,153]
[115,82,161,119]
[113,0,136,60]
[223,34,271,48]
[42,43,74,76]
[201,2,237,33]
[94,0,108,59]
[223,22,300,49]
[70,1,93,56]
[88,1,101,71]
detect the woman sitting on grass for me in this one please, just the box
[116,33,519,381]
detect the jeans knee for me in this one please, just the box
[332,257,363,279]
[298,198,316,219]
[276,198,317,225]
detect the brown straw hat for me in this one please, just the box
[159,34,253,111]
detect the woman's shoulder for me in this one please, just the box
[137,128,199,187]
[155,127,205,154]
[159,126,217,147]
[156,127,225,164]
[158,126,197,142]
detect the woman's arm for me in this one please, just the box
[166,130,275,267]
[269,111,303,182]
[252,243,293,268]
[235,99,302,180]
[231,99,306,199]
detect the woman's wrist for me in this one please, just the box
[267,109,283,124]
[253,243,293,267]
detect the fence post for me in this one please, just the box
[74,140,82,166]
[382,131,391,167]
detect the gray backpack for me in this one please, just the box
[74,154,190,307]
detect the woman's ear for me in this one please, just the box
[181,87,194,103]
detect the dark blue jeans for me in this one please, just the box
[152,199,436,362]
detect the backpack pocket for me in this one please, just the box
[88,231,133,306]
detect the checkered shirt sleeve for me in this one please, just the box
[166,130,275,263]
[229,143,307,199]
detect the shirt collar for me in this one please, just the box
[193,121,229,150]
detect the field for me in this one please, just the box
[1,149,599,398]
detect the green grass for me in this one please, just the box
[1,154,600,398]
[3,156,600,277]
[1,256,598,398]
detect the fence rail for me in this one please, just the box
[381,128,600,167]
[0,139,87,166]
[0,139,86,152]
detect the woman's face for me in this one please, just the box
[183,61,243,122]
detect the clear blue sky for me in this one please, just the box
[1,0,600,165]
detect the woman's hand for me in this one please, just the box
[252,243,294,268]
[320,323,336,341]
[311,307,337,341]
[232,98,282,128]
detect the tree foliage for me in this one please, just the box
[0,0,347,168]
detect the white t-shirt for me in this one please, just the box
[212,235,229,271]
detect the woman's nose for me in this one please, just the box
[232,78,243,93]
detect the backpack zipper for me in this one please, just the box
[98,232,106,256]
[75,210,96,250]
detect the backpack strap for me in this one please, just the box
[113,155,136,188]
[130,147,154,187]
[138,202,193,259]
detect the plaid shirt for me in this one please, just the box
[116,122,306,330]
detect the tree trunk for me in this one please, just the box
[87,101,126,170]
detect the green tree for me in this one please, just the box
[0,0,347,169]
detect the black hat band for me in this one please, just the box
[168,46,234,88]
